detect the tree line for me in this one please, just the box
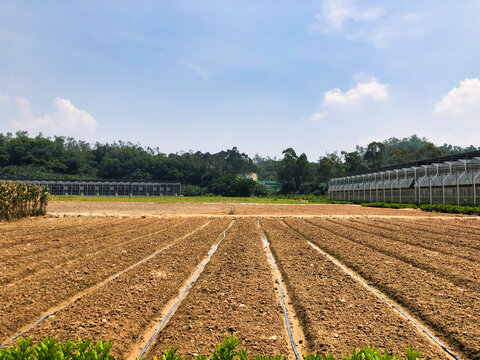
[0,132,477,196]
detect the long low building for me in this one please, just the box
[5,179,181,196]
[328,151,480,205]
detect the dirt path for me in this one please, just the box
[22,218,232,358]
[142,218,292,359]
[0,218,208,342]
[284,218,480,360]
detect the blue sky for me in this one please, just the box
[1,0,480,160]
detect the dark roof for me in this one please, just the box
[332,150,480,178]
[0,177,180,184]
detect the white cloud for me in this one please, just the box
[310,112,328,121]
[323,78,388,106]
[0,91,10,103]
[347,12,423,48]
[309,0,423,49]
[435,78,480,116]
[310,0,384,33]
[180,60,209,80]
[11,97,98,134]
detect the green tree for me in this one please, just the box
[341,151,366,173]
[252,182,268,197]
[317,153,344,183]
[389,148,412,165]
[277,148,314,193]
[412,143,442,160]
[364,142,386,168]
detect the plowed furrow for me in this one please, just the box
[0,218,184,286]
[307,218,480,293]
[0,218,208,342]
[346,218,480,262]
[262,218,449,359]
[375,218,480,246]
[22,218,232,358]
[284,217,480,360]
[142,218,292,359]
[0,217,117,246]
[415,218,480,237]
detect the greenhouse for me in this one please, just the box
[8,180,181,197]
[328,151,480,205]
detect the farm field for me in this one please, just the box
[47,200,461,217]
[1,203,479,360]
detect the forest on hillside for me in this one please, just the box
[0,131,477,196]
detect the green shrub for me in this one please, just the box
[181,185,204,196]
[252,183,269,197]
[357,201,480,215]
[361,202,418,209]
[420,204,480,215]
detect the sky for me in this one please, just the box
[1,0,480,160]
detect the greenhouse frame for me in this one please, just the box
[8,180,181,197]
[328,151,480,205]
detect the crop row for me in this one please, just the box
[0,335,427,360]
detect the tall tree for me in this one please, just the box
[342,151,366,173]
[317,153,344,183]
[364,142,386,168]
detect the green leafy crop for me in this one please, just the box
[0,337,425,360]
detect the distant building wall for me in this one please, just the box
[328,154,480,205]
[6,180,181,196]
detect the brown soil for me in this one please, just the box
[353,217,480,251]
[347,217,480,262]
[415,218,480,238]
[46,201,460,217]
[23,218,233,358]
[261,218,449,359]
[0,217,114,248]
[144,218,292,359]
[0,217,183,285]
[2,203,479,359]
[284,218,480,360]
[307,218,480,292]
[0,217,207,342]
[375,218,480,245]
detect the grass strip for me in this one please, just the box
[50,195,329,204]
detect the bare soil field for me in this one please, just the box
[261,218,448,359]
[284,217,480,360]
[46,201,464,217]
[143,218,292,359]
[1,202,479,359]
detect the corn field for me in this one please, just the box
[0,181,49,221]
